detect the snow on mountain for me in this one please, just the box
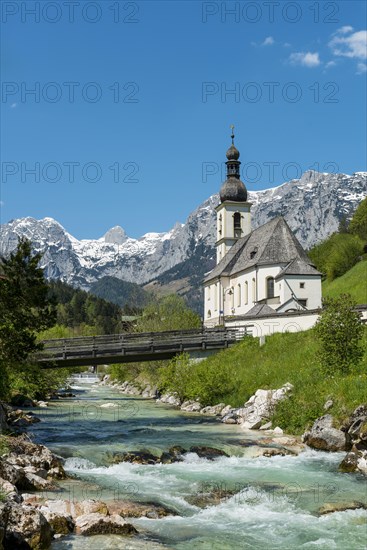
[0,171,366,292]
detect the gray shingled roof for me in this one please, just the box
[204,216,319,283]
[244,303,276,317]
[275,258,321,279]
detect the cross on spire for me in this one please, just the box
[230,124,235,144]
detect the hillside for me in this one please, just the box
[89,276,151,310]
[148,328,367,435]
[322,260,367,303]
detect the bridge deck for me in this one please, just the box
[37,328,245,368]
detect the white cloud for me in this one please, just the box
[333,26,354,35]
[10,103,17,109]
[251,36,275,47]
[356,62,367,74]
[283,42,291,48]
[329,29,367,59]
[0,201,4,207]
[289,51,321,67]
[325,60,336,69]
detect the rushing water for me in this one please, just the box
[28,381,367,549]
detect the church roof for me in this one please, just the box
[204,216,320,283]
[275,257,321,279]
[243,303,275,317]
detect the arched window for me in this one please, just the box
[266,277,275,299]
[207,310,211,319]
[218,214,222,235]
[237,284,241,307]
[252,278,256,302]
[233,212,242,238]
[244,281,248,305]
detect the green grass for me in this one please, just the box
[322,260,367,304]
[0,435,9,456]
[184,328,367,435]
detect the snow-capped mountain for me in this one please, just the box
[1,171,366,297]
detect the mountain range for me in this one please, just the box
[1,170,366,312]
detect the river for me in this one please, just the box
[28,379,367,549]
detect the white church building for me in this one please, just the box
[203,132,323,336]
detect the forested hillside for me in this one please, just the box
[47,280,124,335]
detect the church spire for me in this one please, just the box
[219,126,247,202]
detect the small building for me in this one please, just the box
[203,131,322,335]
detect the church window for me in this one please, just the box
[266,277,275,299]
[233,212,242,238]
[219,214,222,235]
[237,284,241,307]
[298,299,307,308]
[252,278,256,301]
[300,282,305,289]
[244,281,248,304]
[214,283,218,310]
[207,310,211,318]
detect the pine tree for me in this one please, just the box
[0,239,56,397]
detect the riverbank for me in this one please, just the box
[1,380,367,548]
[99,374,367,475]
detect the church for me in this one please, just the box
[203,131,322,335]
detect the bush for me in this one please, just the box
[315,294,364,376]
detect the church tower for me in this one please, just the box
[216,128,252,264]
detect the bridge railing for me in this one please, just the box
[37,327,244,362]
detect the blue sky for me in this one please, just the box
[1,0,366,239]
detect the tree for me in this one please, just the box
[315,294,364,376]
[0,239,56,398]
[135,295,201,333]
[349,197,367,243]
[338,214,349,234]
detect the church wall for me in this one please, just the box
[224,311,320,336]
[280,275,322,310]
[228,265,284,316]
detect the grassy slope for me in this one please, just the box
[322,260,367,303]
[199,328,367,434]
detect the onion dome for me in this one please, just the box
[219,178,247,202]
[226,143,240,161]
[219,126,248,203]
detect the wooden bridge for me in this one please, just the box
[37,328,245,369]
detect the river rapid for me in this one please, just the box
[28,379,367,549]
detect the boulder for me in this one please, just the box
[0,459,25,487]
[39,507,74,535]
[107,450,159,465]
[318,501,367,515]
[200,403,226,415]
[107,500,177,519]
[189,446,229,460]
[226,383,293,429]
[4,503,53,549]
[160,446,186,464]
[339,449,367,475]
[260,421,272,430]
[181,401,202,413]
[4,437,66,480]
[75,512,138,537]
[0,477,21,503]
[220,405,233,417]
[303,415,346,452]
